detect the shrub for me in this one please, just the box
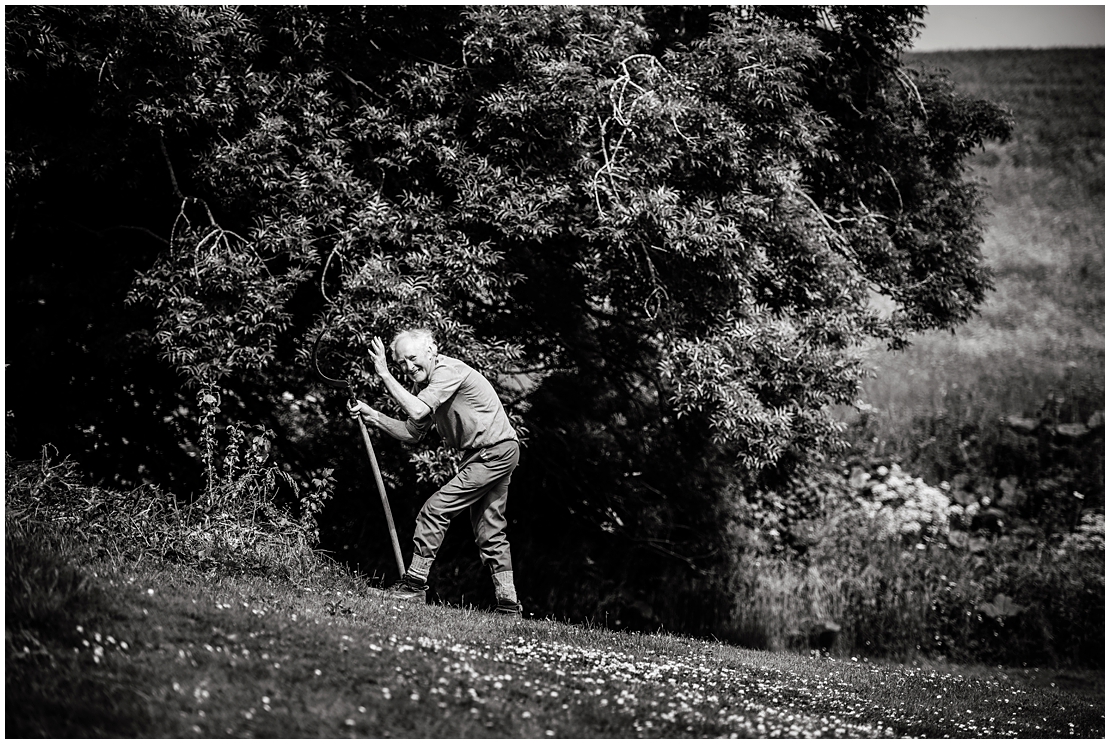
[5,434,333,581]
[852,464,954,546]
[724,460,1104,667]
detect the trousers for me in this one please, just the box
[411,439,519,575]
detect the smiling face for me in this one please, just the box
[392,334,437,384]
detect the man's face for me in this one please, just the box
[393,337,435,384]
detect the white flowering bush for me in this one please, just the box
[856,464,952,545]
[944,500,980,533]
[726,455,1105,666]
[726,458,1105,666]
[1056,511,1105,557]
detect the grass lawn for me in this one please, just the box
[7,551,1103,738]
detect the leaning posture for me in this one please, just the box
[348,329,522,615]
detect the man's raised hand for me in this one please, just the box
[369,337,391,377]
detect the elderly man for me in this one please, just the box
[347,329,522,616]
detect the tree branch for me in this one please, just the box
[794,188,935,296]
[70,220,169,246]
[335,68,387,103]
[878,165,904,213]
[159,132,185,200]
[895,66,928,120]
[626,535,713,576]
[320,243,344,304]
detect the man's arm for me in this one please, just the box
[378,367,432,421]
[348,400,423,443]
[370,337,432,421]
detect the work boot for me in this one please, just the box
[495,597,523,617]
[492,570,521,617]
[386,573,427,603]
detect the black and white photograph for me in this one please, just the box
[5,5,1104,738]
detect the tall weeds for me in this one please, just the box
[722,460,1104,668]
[6,431,333,584]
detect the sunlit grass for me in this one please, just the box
[861,326,1102,425]
[858,163,1104,432]
[7,548,1104,738]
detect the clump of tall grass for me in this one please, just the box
[6,432,334,582]
[5,431,347,660]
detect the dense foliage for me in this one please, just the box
[6,6,1011,632]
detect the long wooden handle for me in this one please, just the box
[355,416,406,579]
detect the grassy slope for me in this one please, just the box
[6,547,1104,739]
[859,49,1104,449]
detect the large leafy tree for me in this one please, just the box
[6,6,1009,631]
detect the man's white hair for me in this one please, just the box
[391,328,437,356]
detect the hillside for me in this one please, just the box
[911,48,1103,186]
[6,45,1105,737]
[8,516,1104,738]
[7,448,1104,738]
[855,48,1104,478]
[911,48,1103,335]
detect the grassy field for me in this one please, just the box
[857,49,1103,471]
[7,539,1104,739]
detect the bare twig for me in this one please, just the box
[895,66,928,120]
[97,53,119,90]
[638,244,670,321]
[336,68,387,103]
[115,225,170,245]
[159,133,185,201]
[591,116,631,216]
[794,188,934,296]
[320,243,344,304]
[70,220,169,246]
[591,54,693,217]
[878,165,904,214]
